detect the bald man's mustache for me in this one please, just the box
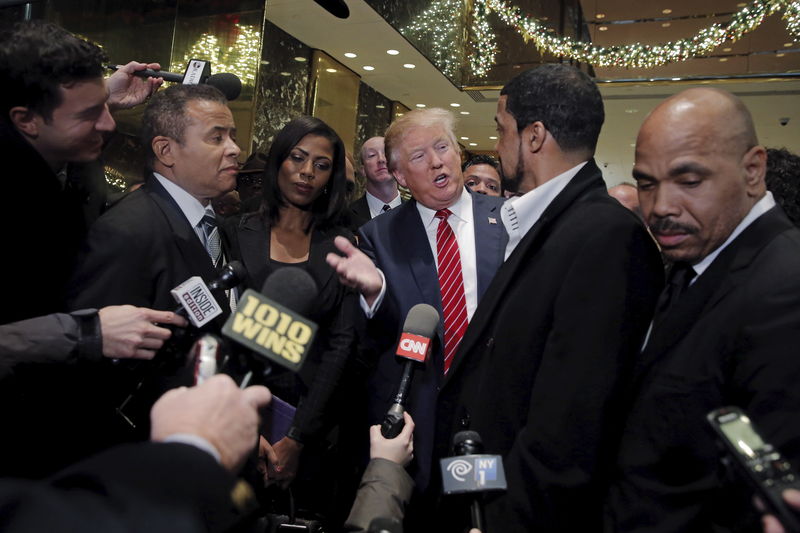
[648,217,699,236]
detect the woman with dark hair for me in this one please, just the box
[224,116,356,494]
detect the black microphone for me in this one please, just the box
[188,334,224,385]
[171,261,245,326]
[367,517,402,533]
[380,303,439,438]
[440,430,508,532]
[107,63,243,100]
[222,267,319,372]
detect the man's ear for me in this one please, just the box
[521,121,547,155]
[151,136,175,167]
[9,106,40,138]
[742,144,767,197]
[392,168,407,188]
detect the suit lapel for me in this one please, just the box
[639,206,794,374]
[472,194,508,299]
[236,213,271,289]
[444,160,607,383]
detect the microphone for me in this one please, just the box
[170,261,246,328]
[367,517,402,533]
[380,303,439,438]
[440,431,508,531]
[189,334,224,385]
[107,59,243,100]
[222,267,319,372]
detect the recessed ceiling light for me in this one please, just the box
[719,57,728,62]
[547,27,555,32]
[541,16,549,21]
[403,63,416,69]
[661,22,671,27]
[777,53,786,57]
[596,13,605,19]
[784,42,793,47]
[723,47,732,52]
[629,143,636,147]
[460,111,470,115]
[386,49,400,55]
[416,103,426,108]
[279,72,291,76]
[489,136,497,140]
[450,103,461,107]
[672,77,681,80]
[598,26,608,31]
[625,109,638,113]
[512,64,521,69]
[344,52,357,58]
[376,104,385,109]
[294,56,307,62]
[469,143,477,147]
[737,2,746,6]
[460,136,469,140]
[325,68,337,73]
[261,60,269,65]
[662,8,672,14]
[397,113,404,117]
[363,65,375,71]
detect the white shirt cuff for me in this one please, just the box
[359,269,387,319]
[162,433,221,464]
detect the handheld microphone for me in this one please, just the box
[170,261,245,327]
[367,517,402,533]
[380,303,439,438]
[107,60,243,100]
[189,334,224,385]
[440,431,508,531]
[222,267,319,372]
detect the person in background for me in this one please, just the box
[463,154,503,197]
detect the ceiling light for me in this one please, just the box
[661,22,671,27]
[415,104,426,108]
[460,111,470,115]
[469,143,478,147]
[723,47,732,52]
[630,143,636,147]
[662,8,672,14]
[376,104,385,109]
[541,16,549,21]
[279,72,291,76]
[777,53,786,57]
[737,2,747,6]
[450,103,461,107]
[403,63,416,69]
[598,26,608,31]
[547,27,555,32]
[512,64,521,69]
[325,68,337,73]
[294,56,307,62]
[489,136,497,140]
[363,65,375,71]
[261,60,269,65]
[671,77,681,80]
[344,52,357,58]
[785,42,793,47]
[625,109,638,113]
[596,13,605,19]
[397,113,404,116]
[719,57,728,62]
[460,136,469,140]
[386,49,400,55]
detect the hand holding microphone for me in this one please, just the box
[98,305,187,360]
[371,411,415,467]
[106,61,163,110]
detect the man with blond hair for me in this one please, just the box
[327,108,506,500]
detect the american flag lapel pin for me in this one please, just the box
[488,217,497,225]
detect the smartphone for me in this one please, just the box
[707,406,800,533]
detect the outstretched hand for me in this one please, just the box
[326,236,383,306]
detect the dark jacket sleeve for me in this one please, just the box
[0,311,102,380]
[0,442,244,533]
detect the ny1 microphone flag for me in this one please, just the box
[440,455,508,495]
[171,276,223,327]
[222,289,317,372]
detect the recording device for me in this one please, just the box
[440,431,507,532]
[707,406,800,532]
[106,59,243,100]
[189,334,224,385]
[367,517,402,533]
[222,267,319,372]
[380,303,439,438]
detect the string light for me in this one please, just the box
[401,0,466,78]
[468,0,799,73]
[172,23,261,85]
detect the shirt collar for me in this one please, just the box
[416,187,473,229]
[365,189,402,214]
[153,172,213,227]
[691,191,777,280]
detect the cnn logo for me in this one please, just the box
[396,333,430,362]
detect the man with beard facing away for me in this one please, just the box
[434,64,663,532]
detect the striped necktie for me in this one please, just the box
[200,213,221,267]
[435,209,468,374]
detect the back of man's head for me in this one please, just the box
[501,64,604,155]
[0,21,107,124]
[141,83,228,169]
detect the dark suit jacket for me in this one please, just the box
[435,160,664,532]
[223,212,356,444]
[606,205,800,533]
[359,191,507,491]
[0,442,243,533]
[348,195,372,229]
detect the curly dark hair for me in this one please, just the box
[462,154,500,173]
[766,147,800,229]
[261,116,348,232]
[501,64,604,154]
[0,21,107,123]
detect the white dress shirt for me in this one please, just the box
[153,172,214,246]
[366,189,402,219]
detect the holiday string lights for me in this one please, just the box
[401,0,467,78]
[467,0,799,73]
[172,23,261,84]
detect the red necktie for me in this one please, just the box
[435,209,468,374]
